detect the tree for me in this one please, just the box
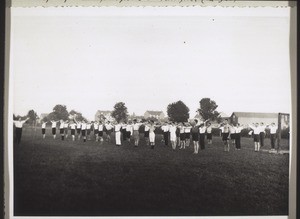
[47,112,58,121]
[198,98,220,121]
[51,104,69,120]
[41,116,50,123]
[167,100,190,123]
[111,102,128,123]
[69,109,86,122]
[27,110,38,125]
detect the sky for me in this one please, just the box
[10,7,291,121]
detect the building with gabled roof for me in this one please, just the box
[218,112,230,119]
[230,112,280,126]
[144,110,165,120]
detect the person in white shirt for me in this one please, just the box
[184,123,192,147]
[76,121,82,140]
[59,120,67,140]
[149,120,158,149]
[81,121,87,142]
[199,123,207,150]
[105,121,114,143]
[220,119,231,152]
[259,122,266,147]
[206,122,213,144]
[93,122,99,142]
[41,121,48,139]
[114,122,122,146]
[13,117,29,144]
[229,124,236,148]
[50,120,59,139]
[169,122,177,150]
[126,121,133,144]
[144,121,150,146]
[249,123,261,152]
[86,122,92,140]
[267,123,278,150]
[132,119,142,147]
[234,123,244,150]
[64,121,69,139]
[179,123,186,149]
[69,121,77,141]
[98,121,104,144]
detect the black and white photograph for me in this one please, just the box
[6,3,296,219]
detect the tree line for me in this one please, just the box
[13,97,221,125]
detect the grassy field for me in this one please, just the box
[13,127,289,216]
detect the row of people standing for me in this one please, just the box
[248,122,278,151]
[43,119,112,143]
[219,120,278,152]
[42,118,236,154]
[41,118,278,152]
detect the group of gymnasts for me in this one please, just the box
[40,117,279,153]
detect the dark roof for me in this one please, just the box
[145,111,164,116]
[231,112,278,118]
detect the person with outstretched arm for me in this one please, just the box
[59,120,67,140]
[114,121,122,146]
[235,123,245,150]
[249,123,261,152]
[191,119,200,154]
[105,121,114,143]
[93,121,99,142]
[266,123,278,150]
[13,117,29,145]
[149,120,158,149]
[81,120,87,142]
[64,121,69,139]
[126,121,133,145]
[76,120,82,140]
[144,121,150,146]
[41,121,48,139]
[229,124,236,148]
[184,122,192,147]
[161,122,170,146]
[98,121,104,145]
[132,119,143,147]
[50,120,60,139]
[206,122,213,145]
[169,122,177,150]
[259,122,267,147]
[199,119,209,150]
[179,122,186,150]
[199,122,207,150]
[69,121,76,141]
[218,119,231,152]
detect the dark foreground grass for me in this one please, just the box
[14,128,289,216]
